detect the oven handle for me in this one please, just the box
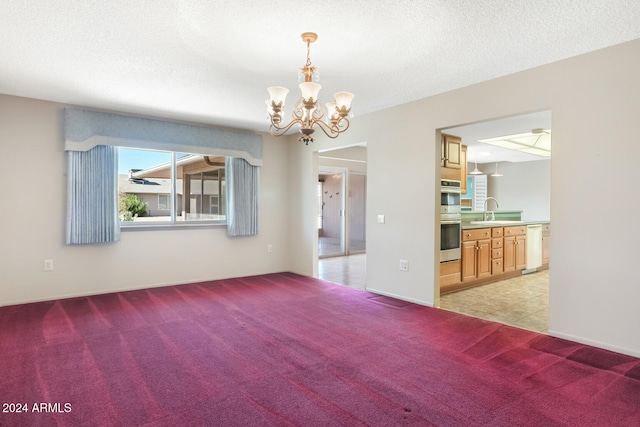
[441,188,461,194]
[441,220,461,224]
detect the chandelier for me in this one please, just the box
[266,32,354,145]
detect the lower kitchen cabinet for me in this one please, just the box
[440,259,461,291]
[503,226,527,272]
[542,224,550,266]
[491,227,504,275]
[443,224,535,295]
[461,228,492,282]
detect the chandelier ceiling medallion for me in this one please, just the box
[266,32,354,145]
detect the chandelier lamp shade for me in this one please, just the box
[266,32,354,145]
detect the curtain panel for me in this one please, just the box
[66,146,120,244]
[225,158,259,237]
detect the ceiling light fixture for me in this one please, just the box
[491,163,503,177]
[479,129,551,158]
[266,32,354,145]
[470,156,482,175]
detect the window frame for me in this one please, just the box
[158,194,169,211]
[119,149,227,230]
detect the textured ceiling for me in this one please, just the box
[1,1,639,153]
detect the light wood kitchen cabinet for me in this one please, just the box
[441,134,462,181]
[503,226,526,272]
[461,228,492,282]
[440,259,461,291]
[442,224,535,295]
[491,227,504,275]
[542,224,550,266]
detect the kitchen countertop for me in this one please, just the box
[462,210,523,214]
[462,220,550,230]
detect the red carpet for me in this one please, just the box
[1,272,639,426]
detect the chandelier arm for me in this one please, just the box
[269,118,302,137]
[311,118,350,139]
[334,117,350,133]
[321,117,350,135]
[312,102,325,121]
[291,98,308,123]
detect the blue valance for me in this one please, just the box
[64,108,263,166]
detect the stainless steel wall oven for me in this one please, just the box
[440,179,461,262]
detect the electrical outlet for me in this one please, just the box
[399,259,409,272]
[44,259,54,271]
[377,214,385,224]
[267,244,273,253]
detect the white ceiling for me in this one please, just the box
[1,1,639,152]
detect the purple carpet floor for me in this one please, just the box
[1,272,639,426]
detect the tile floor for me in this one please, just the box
[318,237,366,257]
[318,254,367,290]
[319,254,549,334]
[439,270,550,333]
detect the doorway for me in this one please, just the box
[438,111,551,333]
[318,169,367,258]
[317,145,368,289]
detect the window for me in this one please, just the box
[186,169,225,220]
[118,148,226,225]
[64,108,261,243]
[158,194,169,210]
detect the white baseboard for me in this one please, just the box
[364,287,434,308]
[548,329,640,358]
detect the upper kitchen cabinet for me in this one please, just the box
[441,134,462,169]
[441,133,463,181]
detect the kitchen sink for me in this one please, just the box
[469,220,525,225]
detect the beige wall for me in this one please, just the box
[288,39,640,357]
[485,159,551,222]
[0,95,291,305]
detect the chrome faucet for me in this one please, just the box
[484,197,499,221]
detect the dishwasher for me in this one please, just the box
[525,224,542,273]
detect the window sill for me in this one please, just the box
[120,222,227,232]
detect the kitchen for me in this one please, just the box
[438,111,551,332]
